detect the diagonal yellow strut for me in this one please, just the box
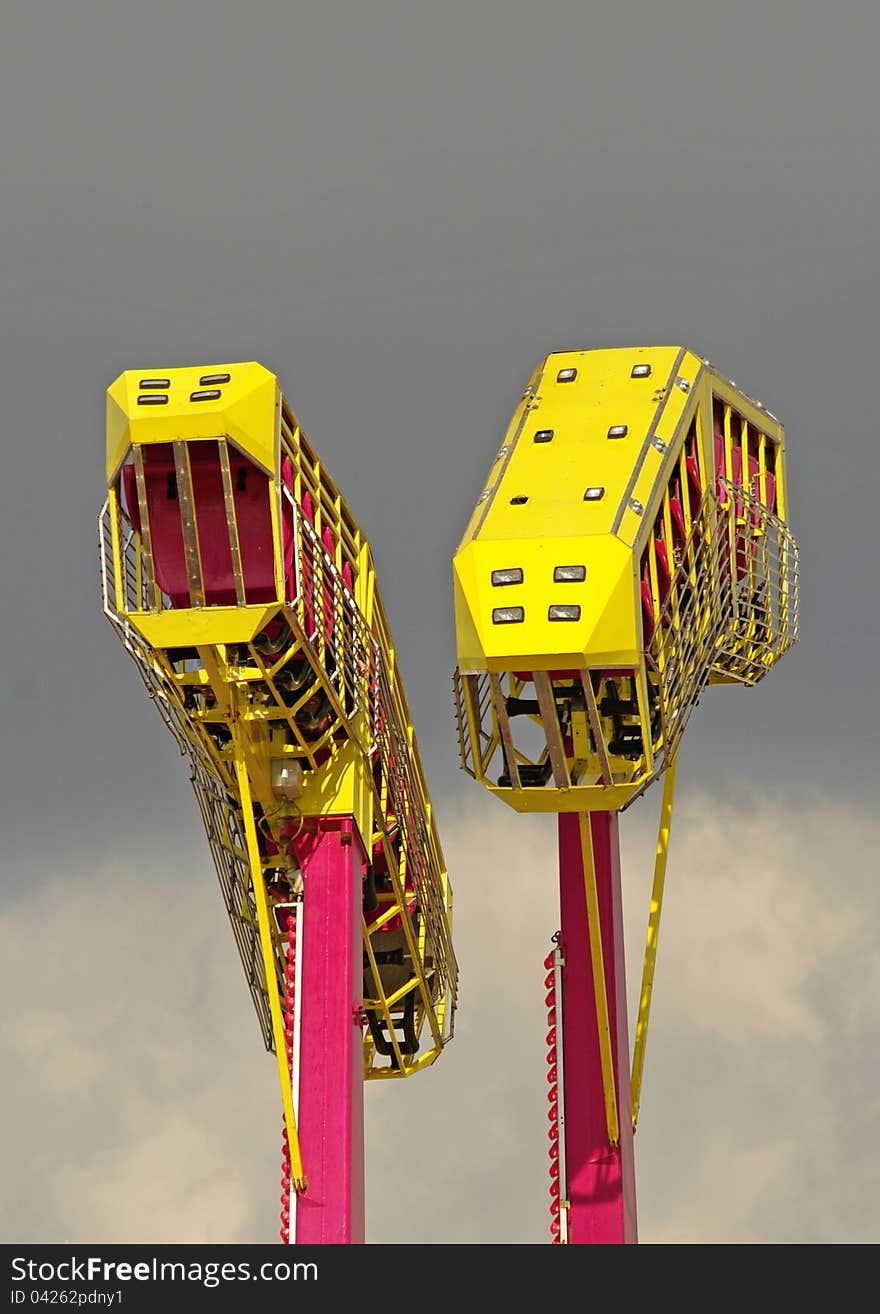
[232,731,306,1190]
[631,756,678,1130]
[578,812,620,1147]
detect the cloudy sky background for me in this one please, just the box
[1,1,878,1243]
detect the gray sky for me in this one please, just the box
[1,0,878,1244]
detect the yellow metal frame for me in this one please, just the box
[234,737,305,1188]
[630,757,677,1129]
[451,345,799,1151]
[101,364,457,1098]
[452,347,799,816]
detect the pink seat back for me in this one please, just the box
[123,442,276,606]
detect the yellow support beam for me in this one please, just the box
[578,812,620,1146]
[233,732,306,1191]
[631,757,678,1129]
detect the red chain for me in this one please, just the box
[544,946,562,1243]
[279,912,297,1244]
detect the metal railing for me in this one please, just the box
[711,476,800,683]
[289,502,371,734]
[646,491,735,767]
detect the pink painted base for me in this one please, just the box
[558,812,637,1244]
[294,818,366,1244]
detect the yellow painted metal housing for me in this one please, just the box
[101,363,457,1091]
[453,346,799,813]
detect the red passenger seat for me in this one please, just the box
[713,431,727,499]
[640,574,655,647]
[669,496,687,553]
[654,537,672,603]
[686,455,702,508]
[122,443,275,607]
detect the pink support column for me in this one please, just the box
[294,817,366,1244]
[557,811,637,1244]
